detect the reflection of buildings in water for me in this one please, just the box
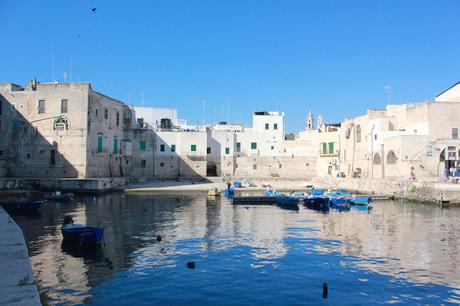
[312,201,460,288]
[130,195,298,269]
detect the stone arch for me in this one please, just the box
[387,150,397,164]
[373,153,381,165]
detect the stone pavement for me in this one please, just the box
[0,207,40,306]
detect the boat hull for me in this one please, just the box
[329,197,350,211]
[61,227,104,244]
[1,200,44,214]
[303,196,330,211]
[224,188,235,197]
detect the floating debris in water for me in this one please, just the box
[322,283,328,299]
[156,235,162,242]
[187,261,196,269]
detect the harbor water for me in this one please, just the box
[13,193,460,305]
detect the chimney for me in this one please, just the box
[28,78,37,91]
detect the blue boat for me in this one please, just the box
[349,196,373,210]
[349,196,372,205]
[275,196,299,211]
[264,188,285,197]
[61,216,104,245]
[0,200,44,214]
[303,196,329,212]
[329,197,350,211]
[224,188,235,198]
[310,189,324,196]
[276,196,299,205]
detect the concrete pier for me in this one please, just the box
[0,208,41,306]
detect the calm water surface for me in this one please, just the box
[14,193,460,305]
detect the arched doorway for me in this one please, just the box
[206,161,218,177]
[440,146,457,177]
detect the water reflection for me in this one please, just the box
[13,193,460,305]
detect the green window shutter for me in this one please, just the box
[191,144,197,152]
[171,144,176,152]
[140,140,146,151]
[113,137,118,154]
[251,142,257,150]
[97,134,103,153]
[225,147,230,154]
[265,123,269,130]
[236,142,241,152]
[274,123,278,130]
[329,142,334,154]
[322,143,327,154]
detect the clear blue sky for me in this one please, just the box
[1,0,460,132]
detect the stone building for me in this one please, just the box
[337,82,460,180]
[153,111,317,178]
[0,80,154,179]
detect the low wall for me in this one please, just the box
[0,208,41,305]
[316,177,460,205]
[0,177,128,193]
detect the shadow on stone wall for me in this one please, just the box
[0,94,79,179]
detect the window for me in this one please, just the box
[374,134,377,140]
[328,142,334,154]
[61,99,68,113]
[387,151,397,164]
[171,144,176,152]
[225,147,230,154]
[274,123,278,130]
[38,99,45,114]
[236,142,241,152]
[453,128,458,139]
[251,142,257,150]
[322,142,327,154]
[113,137,118,154]
[253,164,257,170]
[207,147,211,154]
[271,146,274,150]
[95,108,99,117]
[116,112,120,126]
[141,160,146,168]
[140,140,146,151]
[50,149,56,165]
[373,153,381,165]
[160,162,164,167]
[191,145,197,152]
[104,109,108,119]
[265,123,269,130]
[160,144,165,152]
[12,120,18,131]
[97,133,103,153]
[356,125,361,143]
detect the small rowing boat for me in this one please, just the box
[61,216,104,245]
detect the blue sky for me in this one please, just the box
[1,0,460,132]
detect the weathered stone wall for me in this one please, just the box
[234,156,317,179]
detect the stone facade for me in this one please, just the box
[0,80,154,179]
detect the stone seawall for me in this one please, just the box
[0,208,41,305]
[316,177,460,206]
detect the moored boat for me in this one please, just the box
[0,200,45,214]
[310,189,324,196]
[303,195,329,212]
[223,188,235,197]
[329,196,350,211]
[45,191,75,201]
[61,216,104,245]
